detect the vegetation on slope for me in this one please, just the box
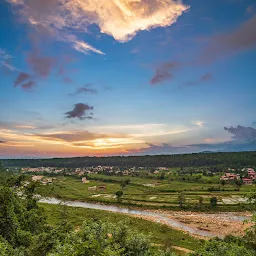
[0,162,256,255]
[40,203,202,251]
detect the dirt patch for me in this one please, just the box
[172,246,194,254]
[91,194,102,197]
[170,213,251,237]
[127,210,252,239]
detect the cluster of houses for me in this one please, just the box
[31,175,56,185]
[30,175,108,190]
[22,167,63,174]
[244,168,256,184]
[220,168,256,185]
[22,166,169,177]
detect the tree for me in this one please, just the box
[0,186,20,245]
[0,168,180,256]
[120,179,130,190]
[178,192,186,208]
[115,191,123,202]
[210,197,217,208]
[244,193,256,250]
[49,220,175,256]
[160,172,165,180]
[235,179,242,191]
[221,179,226,187]
[198,197,203,209]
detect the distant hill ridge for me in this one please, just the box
[1,151,256,168]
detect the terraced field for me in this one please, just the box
[36,174,255,211]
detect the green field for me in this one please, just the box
[36,174,256,211]
[40,203,203,253]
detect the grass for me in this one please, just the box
[40,202,204,252]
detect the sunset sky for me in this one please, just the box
[0,0,256,158]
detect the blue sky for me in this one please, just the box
[0,0,256,158]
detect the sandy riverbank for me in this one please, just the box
[129,210,252,239]
[40,197,253,239]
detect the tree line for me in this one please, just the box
[2,151,256,169]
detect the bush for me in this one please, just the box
[190,239,255,256]
[210,197,217,207]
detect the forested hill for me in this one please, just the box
[2,151,256,168]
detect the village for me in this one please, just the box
[220,168,256,185]
[22,166,256,187]
[23,165,168,189]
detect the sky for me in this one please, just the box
[0,0,256,158]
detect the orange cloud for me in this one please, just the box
[7,0,188,54]
[0,123,193,157]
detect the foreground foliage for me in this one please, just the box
[40,203,202,251]
[0,164,255,255]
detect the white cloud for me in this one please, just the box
[7,0,188,54]
[1,62,17,71]
[72,40,105,55]
[93,123,191,138]
[191,121,206,127]
[0,48,12,60]
[0,48,17,71]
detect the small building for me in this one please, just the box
[32,175,44,182]
[242,178,253,185]
[157,167,169,171]
[39,177,54,185]
[123,170,129,176]
[82,177,89,184]
[44,178,53,183]
[54,169,63,174]
[88,186,97,191]
[220,173,240,181]
[248,170,256,180]
[220,175,229,181]
[97,185,106,191]
[226,173,237,180]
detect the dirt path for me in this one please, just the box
[152,244,194,254]
[172,246,194,254]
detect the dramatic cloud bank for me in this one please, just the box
[224,125,256,142]
[129,143,188,155]
[7,0,188,54]
[190,125,256,152]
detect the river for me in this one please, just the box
[39,197,249,238]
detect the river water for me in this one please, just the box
[39,197,249,238]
